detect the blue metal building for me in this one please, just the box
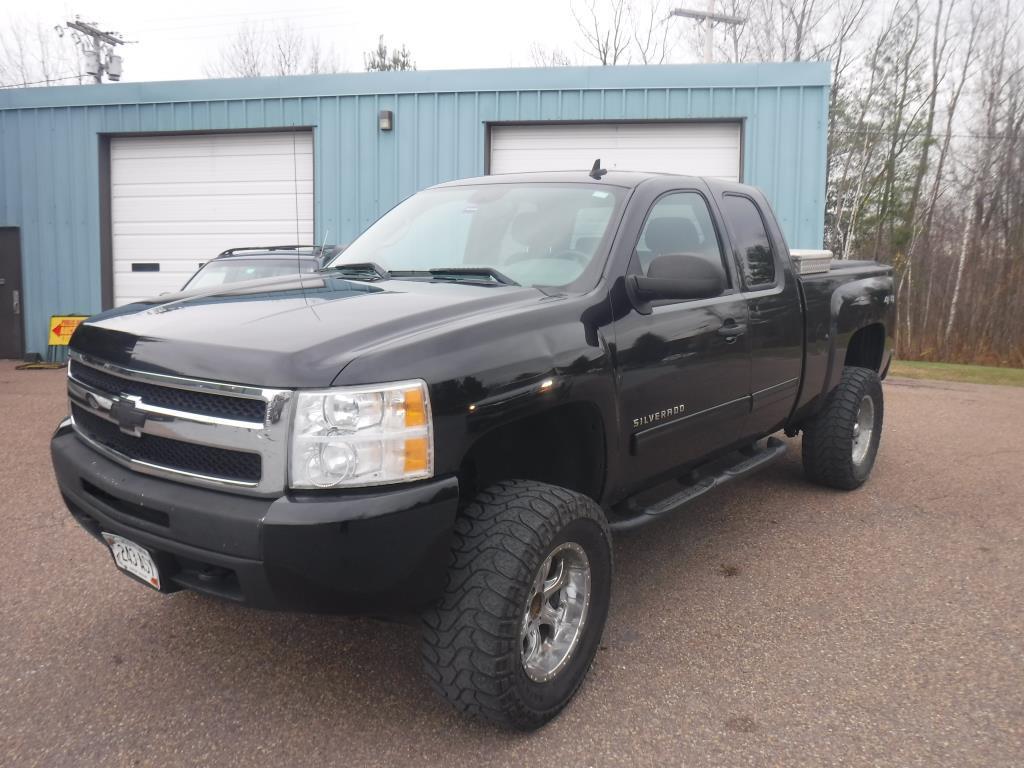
[0,62,829,357]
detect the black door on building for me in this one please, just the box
[0,229,24,360]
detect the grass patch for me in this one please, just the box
[890,360,1024,387]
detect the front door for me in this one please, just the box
[0,229,23,360]
[613,190,751,492]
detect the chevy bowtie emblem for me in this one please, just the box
[110,397,147,437]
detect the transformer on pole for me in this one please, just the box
[62,18,131,83]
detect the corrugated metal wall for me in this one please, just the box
[0,63,829,356]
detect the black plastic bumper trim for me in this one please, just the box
[52,429,460,614]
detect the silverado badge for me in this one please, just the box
[633,404,685,430]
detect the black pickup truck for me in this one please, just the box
[51,169,894,730]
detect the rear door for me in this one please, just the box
[0,229,23,359]
[613,188,751,489]
[719,193,803,436]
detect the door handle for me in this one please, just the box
[12,289,19,315]
[718,320,746,342]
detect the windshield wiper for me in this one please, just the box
[331,264,521,287]
[322,262,390,281]
[423,267,520,286]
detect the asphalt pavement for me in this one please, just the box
[1,361,1021,767]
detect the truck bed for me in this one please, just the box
[791,258,894,425]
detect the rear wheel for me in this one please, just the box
[421,480,612,730]
[802,365,884,490]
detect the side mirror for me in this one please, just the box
[627,253,727,313]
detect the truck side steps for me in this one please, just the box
[608,437,787,532]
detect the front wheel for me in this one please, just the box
[802,365,884,490]
[421,480,612,730]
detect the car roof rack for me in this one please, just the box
[216,245,329,258]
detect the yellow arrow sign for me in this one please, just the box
[48,315,88,346]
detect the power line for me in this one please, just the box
[135,8,346,34]
[145,4,341,26]
[832,128,1023,141]
[0,74,83,89]
[155,17,361,43]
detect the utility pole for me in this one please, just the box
[61,18,130,83]
[670,2,746,63]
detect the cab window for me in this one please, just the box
[721,194,777,287]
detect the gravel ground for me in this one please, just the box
[1,361,1021,767]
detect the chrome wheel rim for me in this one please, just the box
[520,542,591,683]
[851,395,875,466]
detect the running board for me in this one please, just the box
[608,437,788,532]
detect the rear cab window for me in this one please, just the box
[720,194,777,288]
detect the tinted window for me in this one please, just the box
[721,195,776,286]
[635,192,726,280]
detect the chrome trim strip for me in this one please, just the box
[69,414,258,489]
[752,377,800,398]
[69,387,269,451]
[67,376,263,430]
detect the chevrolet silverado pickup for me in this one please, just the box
[51,169,894,730]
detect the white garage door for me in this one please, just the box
[489,122,741,180]
[110,131,313,305]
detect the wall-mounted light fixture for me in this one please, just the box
[378,110,394,132]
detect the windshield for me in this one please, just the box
[184,258,318,291]
[326,183,625,289]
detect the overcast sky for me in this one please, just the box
[14,0,686,82]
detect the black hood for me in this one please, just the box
[71,273,543,388]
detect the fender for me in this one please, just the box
[822,273,895,400]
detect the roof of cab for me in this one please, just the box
[432,169,665,189]
[431,169,753,193]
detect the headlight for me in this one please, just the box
[290,380,433,489]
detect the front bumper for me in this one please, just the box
[51,423,459,614]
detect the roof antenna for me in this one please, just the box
[589,158,607,180]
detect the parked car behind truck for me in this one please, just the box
[181,244,344,291]
[51,169,894,730]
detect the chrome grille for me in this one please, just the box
[67,351,292,495]
[71,405,262,483]
[69,360,267,423]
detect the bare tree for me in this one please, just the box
[573,0,632,65]
[305,39,340,75]
[944,2,1016,349]
[826,4,904,258]
[742,0,831,61]
[629,0,679,64]
[0,19,83,87]
[204,21,340,78]
[529,43,577,67]
[901,0,979,347]
[710,0,759,62]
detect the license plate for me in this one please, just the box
[102,533,161,590]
